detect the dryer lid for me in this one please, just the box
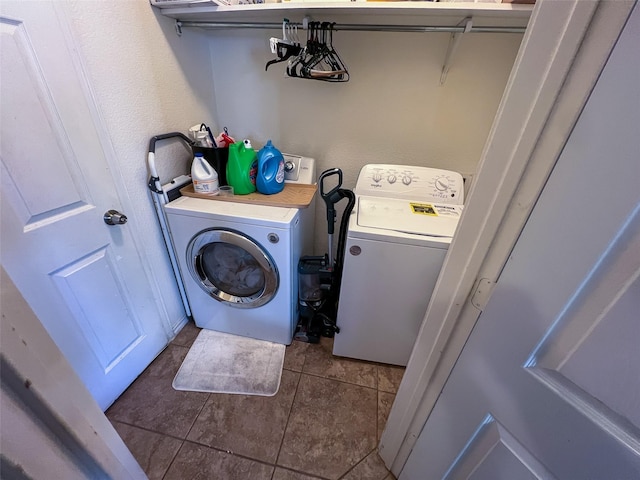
[357,196,463,238]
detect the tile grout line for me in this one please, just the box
[298,370,379,392]
[182,391,211,442]
[272,365,304,479]
[160,439,185,480]
[110,419,191,443]
[173,437,331,479]
[274,465,330,480]
[166,438,286,476]
[162,347,211,480]
[300,341,310,372]
[183,439,276,468]
[336,446,380,480]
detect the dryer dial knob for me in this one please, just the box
[267,233,279,244]
[402,176,412,186]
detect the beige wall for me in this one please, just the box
[206,28,522,251]
[57,0,523,323]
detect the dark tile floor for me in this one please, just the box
[107,321,404,480]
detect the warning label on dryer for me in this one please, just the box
[410,203,437,216]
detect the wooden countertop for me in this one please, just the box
[180,183,317,208]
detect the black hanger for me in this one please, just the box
[301,23,349,82]
[265,41,301,71]
[282,21,349,82]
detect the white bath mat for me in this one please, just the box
[172,329,285,396]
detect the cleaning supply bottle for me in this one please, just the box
[226,140,258,195]
[256,140,285,195]
[191,152,219,196]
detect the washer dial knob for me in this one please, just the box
[435,178,449,191]
[402,176,412,186]
[387,174,397,184]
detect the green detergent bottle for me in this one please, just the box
[226,140,258,195]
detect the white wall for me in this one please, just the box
[62,0,217,331]
[205,28,522,251]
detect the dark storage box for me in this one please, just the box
[191,145,229,186]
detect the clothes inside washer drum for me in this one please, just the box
[201,243,265,296]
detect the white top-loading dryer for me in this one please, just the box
[333,164,464,366]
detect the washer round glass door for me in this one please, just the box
[187,228,279,308]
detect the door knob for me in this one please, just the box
[103,209,127,225]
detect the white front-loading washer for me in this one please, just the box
[333,164,464,365]
[164,155,315,345]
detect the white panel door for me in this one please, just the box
[401,5,640,479]
[0,1,168,409]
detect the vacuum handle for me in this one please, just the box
[147,132,194,193]
[319,168,342,198]
[319,168,343,235]
[148,132,193,154]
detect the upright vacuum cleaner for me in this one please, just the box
[296,168,355,343]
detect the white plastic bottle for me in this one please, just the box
[191,153,219,195]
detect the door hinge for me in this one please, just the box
[470,278,494,312]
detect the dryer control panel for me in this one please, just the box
[283,154,315,185]
[355,164,464,205]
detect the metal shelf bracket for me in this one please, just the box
[440,16,473,85]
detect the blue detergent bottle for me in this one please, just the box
[256,140,285,195]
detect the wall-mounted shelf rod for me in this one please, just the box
[175,20,526,34]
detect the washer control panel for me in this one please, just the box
[355,164,464,205]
